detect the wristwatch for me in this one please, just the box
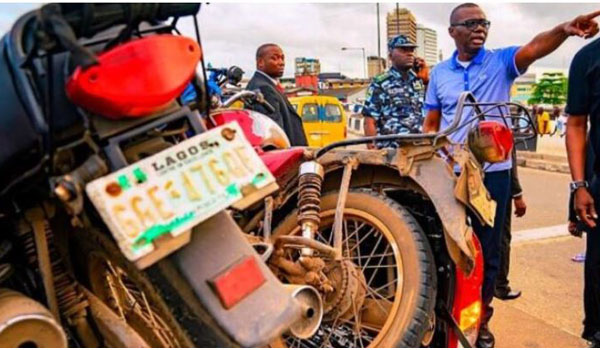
[570,180,589,193]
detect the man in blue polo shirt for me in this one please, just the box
[423,3,600,347]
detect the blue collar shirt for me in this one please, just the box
[425,46,523,172]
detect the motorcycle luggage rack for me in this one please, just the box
[315,92,537,158]
[103,106,205,171]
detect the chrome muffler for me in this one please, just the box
[0,289,67,347]
[284,284,323,340]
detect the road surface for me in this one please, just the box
[493,167,587,347]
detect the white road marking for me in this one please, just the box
[513,224,569,243]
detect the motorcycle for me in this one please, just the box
[0,4,319,348]
[203,67,537,347]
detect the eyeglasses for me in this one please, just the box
[451,19,491,30]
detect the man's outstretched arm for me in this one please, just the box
[515,10,600,72]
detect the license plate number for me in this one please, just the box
[86,123,276,261]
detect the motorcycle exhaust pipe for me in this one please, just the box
[0,289,67,348]
[284,284,323,340]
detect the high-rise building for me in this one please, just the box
[386,8,417,44]
[367,56,386,78]
[416,24,438,67]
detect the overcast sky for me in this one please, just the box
[1,3,599,78]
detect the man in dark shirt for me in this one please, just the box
[246,44,308,147]
[566,36,600,348]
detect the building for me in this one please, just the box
[386,8,417,44]
[367,56,386,78]
[416,24,438,67]
[295,57,321,76]
[295,57,321,90]
[510,67,569,106]
[510,73,536,105]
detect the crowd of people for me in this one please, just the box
[243,2,600,347]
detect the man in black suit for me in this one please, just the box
[246,43,308,146]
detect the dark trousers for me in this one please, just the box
[470,170,511,325]
[583,179,600,340]
[495,199,512,293]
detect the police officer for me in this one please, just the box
[362,35,427,149]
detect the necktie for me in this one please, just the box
[276,82,286,94]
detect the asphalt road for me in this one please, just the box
[511,167,571,232]
[492,167,587,347]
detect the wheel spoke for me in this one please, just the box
[357,279,392,316]
[348,225,376,253]
[366,246,392,286]
[343,318,383,333]
[360,233,384,275]
[315,230,329,244]
[343,220,365,246]
[322,313,343,348]
[371,278,399,295]
[354,252,395,260]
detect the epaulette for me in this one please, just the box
[373,72,391,84]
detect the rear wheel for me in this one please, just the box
[68,227,192,347]
[272,189,436,347]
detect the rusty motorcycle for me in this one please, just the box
[208,88,536,347]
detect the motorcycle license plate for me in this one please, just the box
[86,123,276,261]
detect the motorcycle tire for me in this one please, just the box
[272,189,436,348]
[67,226,194,347]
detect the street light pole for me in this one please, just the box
[341,47,367,80]
[376,3,381,61]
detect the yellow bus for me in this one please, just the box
[289,95,347,147]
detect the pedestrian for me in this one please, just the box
[422,3,600,347]
[495,149,527,301]
[362,35,428,149]
[538,106,551,136]
[558,111,568,137]
[566,34,600,344]
[246,43,308,146]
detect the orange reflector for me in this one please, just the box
[209,256,266,309]
[459,300,481,331]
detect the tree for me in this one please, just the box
[527,72,568,106]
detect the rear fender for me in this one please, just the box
[159,211,302,347]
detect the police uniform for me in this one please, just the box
[362,35,425,148]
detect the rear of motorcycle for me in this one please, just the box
[0,4,313,348]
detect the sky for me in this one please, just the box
[1,3,599,79]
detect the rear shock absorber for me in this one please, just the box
[297,161,325,256]
[19,214,99,347]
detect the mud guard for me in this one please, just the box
[403,156,477,274]
[169,211,301,347]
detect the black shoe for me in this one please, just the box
[494,288,522,300]
[476,324,496,348]
[587,332,600,348]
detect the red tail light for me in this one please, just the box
[449,235,484,347]
[66,35,201,119]
[468,121,514,164]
